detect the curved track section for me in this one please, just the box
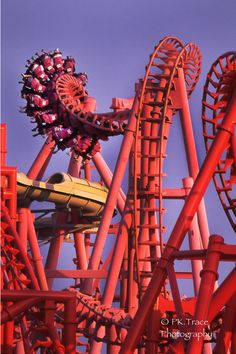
[133,37,201,268]
[21,50,129,159]
[56,74,128,138]
[68,291,131,347]
[202,52,236,231]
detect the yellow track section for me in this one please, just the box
[17,172,108,217]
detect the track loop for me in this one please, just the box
[202,52,236,231]
[132,37,202,294]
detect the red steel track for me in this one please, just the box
[1,36,236,353]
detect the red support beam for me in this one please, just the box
[27,134,55,180]
[213,294,236,354]
[27,209,48,290]
[177,68,210,248]
[187,235,223,353]
[208,267,236,322]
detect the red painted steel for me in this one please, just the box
[27,134,55,180]
[202,52,236,231]
[1,38,236,353]
[120,90,236,353]
[186,235,224,353]
[92,152,126,213]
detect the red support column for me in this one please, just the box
[15,339,25,354]
[121,246,128,308]
[67,152,82,178]
[183,177,203,295]
[17,208,28,252]
[213,294,236,354]
[102,197,133,306]
[178,68,210,249]
[72,211,88,278]
[208,267,236,322]
[63,296,77,354]
[84,160,92,263]
[146,301,161,354]
[92,152,126,213]
[45,211,68,289]
[68,152,88,280]
[187,235,223,353]
[27,134,55,180]
[167,263,185,320]
[84,159,91,180]
[27,209,48,290]
[3,322,14,354]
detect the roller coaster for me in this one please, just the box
[1,36,236,353]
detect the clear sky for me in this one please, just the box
[1,0,236,289]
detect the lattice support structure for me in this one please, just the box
[1,38,236,354]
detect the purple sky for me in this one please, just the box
[1,0,235,290]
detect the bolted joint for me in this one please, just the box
[200,268,219,281]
